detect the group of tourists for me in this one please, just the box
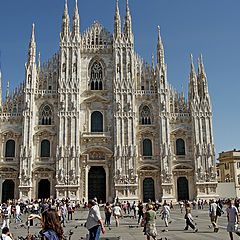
[1,197,240,240]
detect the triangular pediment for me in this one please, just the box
[171,127,188,135]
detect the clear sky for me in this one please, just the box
[0,0,239,157]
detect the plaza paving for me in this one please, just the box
[6,206,233,240]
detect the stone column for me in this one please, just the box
[104,166,109,202]
[85,166,90,201]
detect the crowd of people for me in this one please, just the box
[0,197,240,240]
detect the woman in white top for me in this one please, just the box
[161,201,170,230]
[113,203,122,227]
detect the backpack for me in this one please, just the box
[107,206,112,213]
[216,205,222,217]
[2,208,8,218]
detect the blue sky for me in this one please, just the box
[0,0,239,156]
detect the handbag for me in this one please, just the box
[141,219,146,227]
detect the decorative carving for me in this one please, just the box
[89,151,105,160]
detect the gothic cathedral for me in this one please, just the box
[0,0,218,202]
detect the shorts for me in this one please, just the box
[227,222,238,232]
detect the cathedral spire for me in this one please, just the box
[200,54,206,75]
[157,26,165,68]
[72,0,80,38]
[37,52,41,73]
[28,23,36,65]
[61,0,70,38]
[114,0,121,39]
[123,0,132,39]
[190,53,195,74]
[6,81,9,100]
[188,54,198,101]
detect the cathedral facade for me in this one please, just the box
[0,0,218,203]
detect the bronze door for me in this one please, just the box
[2,180,14,203]
[177,177,189,201]
[88,166,106,203]
[143,178,155,203]
[38,179,50,199]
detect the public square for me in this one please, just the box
[7,206,232,240]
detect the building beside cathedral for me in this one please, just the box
[0,0,218,203]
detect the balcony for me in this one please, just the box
[81,132,111,144]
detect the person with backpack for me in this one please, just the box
[209,199,219,232]
[104,202,112,228]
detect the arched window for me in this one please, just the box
[91,111,103,132]
[143,139,152,156]
[41,140,50,157]
[40,105,52,125]
[5,140,15,157]
[90,61,103,90]
[140,105,152,125]
[176,138,185,155]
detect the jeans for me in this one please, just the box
[16,214,21,223]
[1,219,9,229]
[185,218,195,230]
[89,225,101,240]
[106,213,111,226]
[62,213,66,227]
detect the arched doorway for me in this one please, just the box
[88,166,106,203]
[38,179,50,199]
[177,177,189,201]
[143,178,155,203]
[2,180,14,203]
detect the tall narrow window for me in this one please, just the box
[140,105,152,125]
[143,139,152,156]
[40,105,52,125]
[90,61,103,90]
[91,111,103,132]
[176,138,185,155]
[5,140,15,157]
[41,140,50,157]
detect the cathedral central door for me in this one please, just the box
[143,178,155,203]
[177,177,189,201]
[2,180,14,203]
[38,179,50,199]
[88,166,106,203]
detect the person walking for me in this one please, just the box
[209,199,218,232]
[184,202,198,232]
[113,202,122,227]
[132,201,137,219]
[138,202,144,224]
[226,200,240,240]
[161,201,170,231]
[60,202,67,227]
[104,202,112,227]
[15,203,22,223]
[1,203,10,230]
[85,199,105,240]
[144,204,157,240]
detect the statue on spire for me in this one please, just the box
[123,0,132,39]
[28,23,36,65]
[72,0,80,38]
[114,0,121,39]
[157,25,165,67]
[61,0,70,38]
